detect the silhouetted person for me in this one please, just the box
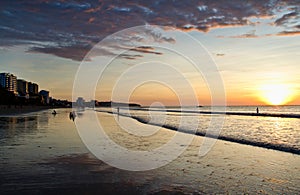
[69,111,76,121]
[52,110,57,115]
[117,107,120,115]
[256,107,259,114]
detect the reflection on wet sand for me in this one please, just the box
[0,116,38,140]
[0,109,299,194]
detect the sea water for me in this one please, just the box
[106,105,300,154]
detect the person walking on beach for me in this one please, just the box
[256,107,259,114]
[69,111,76,121]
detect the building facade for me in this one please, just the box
[28,82,39,95]
[39,90,50,104]
[76,97,85,107]
[17,79,28,96]
[0,73,17,94]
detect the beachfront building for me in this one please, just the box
[39,90,50,104]
[76,97,85,107]
[17,79,28,96]
[28,82,39,95]
[0,72,17,94]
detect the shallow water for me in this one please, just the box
[162,105,300,115]
[109,106,300,154]
[0,109,90,192]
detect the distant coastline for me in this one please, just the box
[95,101,141,108]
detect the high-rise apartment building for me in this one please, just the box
[39,90,50,104]
[28,82,39,95]
[0,73,17,94]
[17,79,28,95]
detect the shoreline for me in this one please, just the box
[130,108,300,118]
[0,105,66,116]
[85,112,300,193]
[95,109,300,155]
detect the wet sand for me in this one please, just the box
[1,110,299,194]
[0,105,53,116]
[92,112,300,194]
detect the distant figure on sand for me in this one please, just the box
[69,111,76,121]
[52,110,57,115]
[117,107,120,115]
[256,107,259,114]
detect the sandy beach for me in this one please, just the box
[0,109,299,194]
[0,105,57,116]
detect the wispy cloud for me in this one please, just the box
[274,11,298,26]
[28,44,95,61]
[130,46,162,55]
[277,30,300,36]
[229,30,259,38]
[118,53,143,60]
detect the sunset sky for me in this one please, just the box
[0,0,299,106]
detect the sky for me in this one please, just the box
[0,0,300,106]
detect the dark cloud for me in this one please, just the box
[216,53,225,57]
[118,53,143,60]
[0,0,299,61]
[135,46,154,50]
[28,44,94,61]
[130,47,162,55]
[272,7,300,36]
[274,12,298,26]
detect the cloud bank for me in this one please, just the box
[0,0,299,61]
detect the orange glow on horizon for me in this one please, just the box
[259,84,295,105]
[128,82,181,106]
